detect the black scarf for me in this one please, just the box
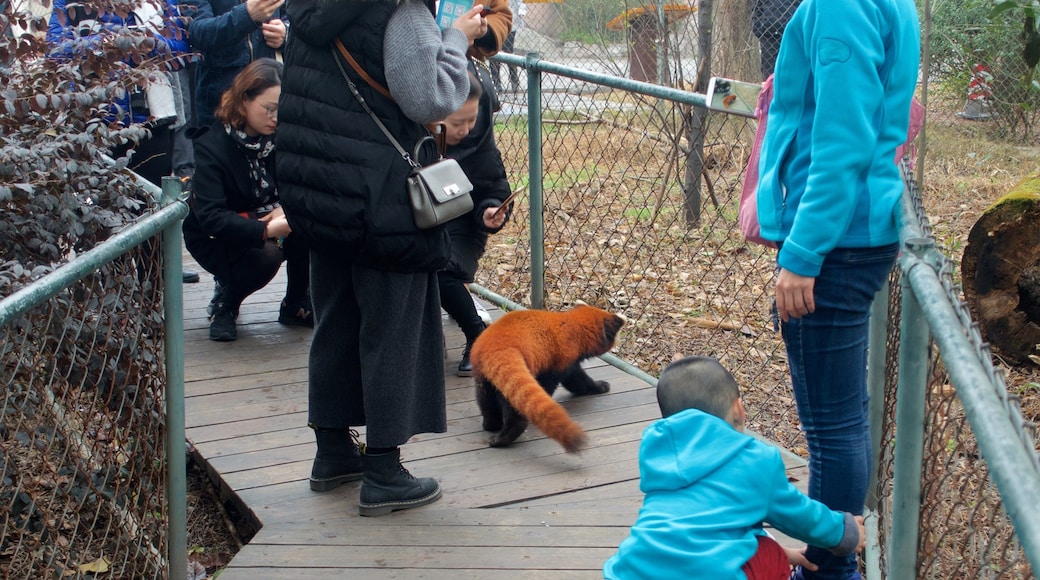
[226,125,277,210]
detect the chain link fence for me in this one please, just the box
[1,245,169,577]
[509,0,794,90]
[871,168,1040,578]
[1,191,188,579]
[484,46,1039,576]
[922,0,1040,143]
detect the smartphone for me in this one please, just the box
[705,76,763,118]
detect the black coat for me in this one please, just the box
[276,0,450,273]
[182,125,270,252]
[751,0,802,38]
[442,84,512,281]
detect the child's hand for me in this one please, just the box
[783,546,818,572]
[452,4,488,44]
[855,515,867,553]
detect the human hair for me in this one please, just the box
[656,356,740,420]
[467,70,483,102]
[215,58,284,129]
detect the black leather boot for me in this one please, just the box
[457,342,475,377]
[358,448,441,516]
[310,426,364,492]
[456,322,486,377]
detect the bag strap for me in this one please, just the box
[331,43,421,169]
[333,38,394,102]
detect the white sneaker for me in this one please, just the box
[472,295,492,325]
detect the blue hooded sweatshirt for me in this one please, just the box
[603,409,859,579]
[756,0,920,278]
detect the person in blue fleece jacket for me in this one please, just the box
[604,356,864,580]
[755,1,919,579]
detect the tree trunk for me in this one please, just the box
[961,174,1040,365]
[712,0,758,81]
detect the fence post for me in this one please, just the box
[526,52,545,309]
[867,277,890,512]
[161,175,187,580]
[888,238,933,579]
[864,278,890,579]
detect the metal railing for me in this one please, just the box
[0,177,188,579]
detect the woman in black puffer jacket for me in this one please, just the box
[276,0,488,517]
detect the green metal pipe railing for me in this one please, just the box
[0,197,188,326]
[888,238,933,579]
[160,176,188,580]
[524,52,545,309]
[899,248,1040,575]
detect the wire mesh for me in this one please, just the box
[486,43,1038,578]
[0,242,169,579]
[863,160,1038,579]
[487,67,801,450]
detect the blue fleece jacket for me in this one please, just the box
[756,0,920,277]
[603,409,859,580]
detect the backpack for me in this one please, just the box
[738,75,925,248]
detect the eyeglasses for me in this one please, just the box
[260,103,278,119]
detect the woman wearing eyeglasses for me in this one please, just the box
[183,58,312,342]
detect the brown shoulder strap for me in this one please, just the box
[333,38,393,101]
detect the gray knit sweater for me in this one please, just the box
[384,1,471,125]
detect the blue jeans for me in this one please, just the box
[780,244,898,580]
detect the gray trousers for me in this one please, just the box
[307,250,447,447]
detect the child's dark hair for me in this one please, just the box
[656,356,740,419]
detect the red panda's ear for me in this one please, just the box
[603,314,625,343]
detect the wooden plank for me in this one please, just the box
[216,566,598,580]
[220,544,617,570]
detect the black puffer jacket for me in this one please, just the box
[276,0,450,273]
[442,62,513,281]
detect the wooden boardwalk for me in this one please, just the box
[182,252,808,579]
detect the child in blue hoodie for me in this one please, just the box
[603,356,864,580]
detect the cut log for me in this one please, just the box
[961,174,1040,365]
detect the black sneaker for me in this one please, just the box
[209,305,237,342]
[182,269,200,283]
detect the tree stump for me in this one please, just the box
[961,174,1040,365]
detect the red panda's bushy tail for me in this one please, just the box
[475,349,587,453]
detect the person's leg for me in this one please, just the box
[219,241,284,311]
[201,240,283,341]
[438,270,486,376]
[171,67,196,178]
[502,31,519,91]
[741,535,792,580]
[306,250,364,489]
[783,244,898,580]
[278,233,313,326]
[353,266,445,516]
[115,124,199,282]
